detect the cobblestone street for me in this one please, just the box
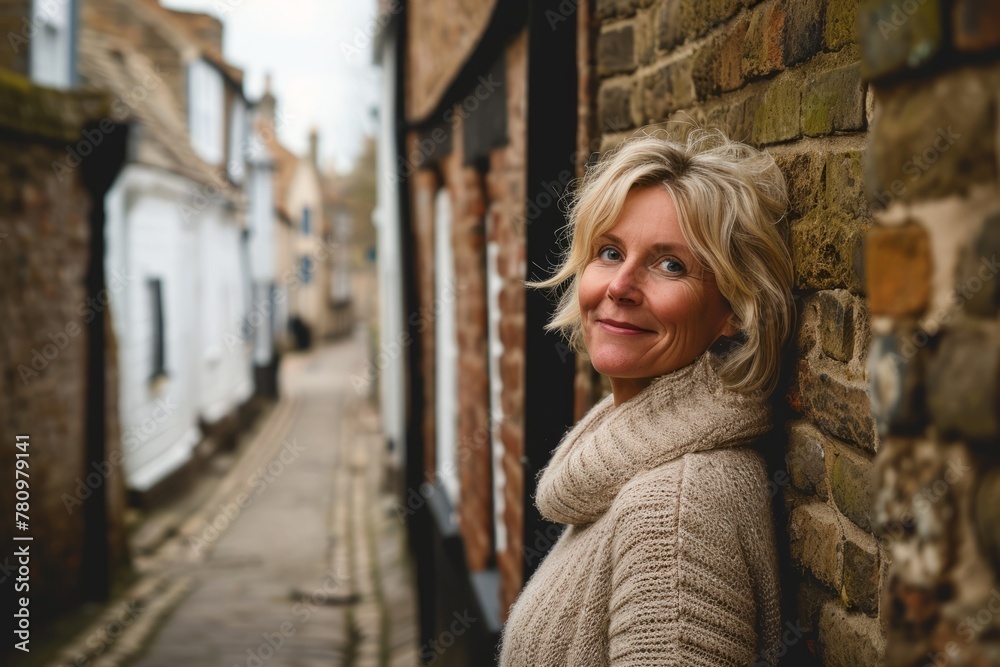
[49,324,419,667]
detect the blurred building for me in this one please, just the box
[0,0,129,635]
[375,1,1000,666]
[77,0,255,500]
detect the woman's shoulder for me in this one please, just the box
[612,446,772,517]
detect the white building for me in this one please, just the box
[80,0,255,496]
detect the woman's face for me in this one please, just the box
[578,185,737,404]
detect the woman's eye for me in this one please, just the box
[659,258,685,275]
[597,246,621,261]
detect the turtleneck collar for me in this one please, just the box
[534,348,773,525]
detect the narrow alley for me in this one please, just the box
[50,324,419,667]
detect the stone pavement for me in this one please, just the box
[47,324,419,667]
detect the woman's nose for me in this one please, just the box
[607,262,643,304]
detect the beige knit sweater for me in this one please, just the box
[498,349,782,667]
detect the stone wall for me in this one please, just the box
[583,0,885,663]
[0,69,129,631]
[861,1,1000,665]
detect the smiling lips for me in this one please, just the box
[597,319,653,335]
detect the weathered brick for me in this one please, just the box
[790,211,866,291]
[825,150,870,220]
[774,151,825,218]
[692,14,750,98]
[926,324,1000,443]
[597,22,636,76]
[954,213,1000,318]
[752,74,801,144]
[867,331,928,437]
[864,224,930,317]
[818,601,886,665]
[656,0,687,51]
[842,535,879,615]
[859,0,944,80]
[974,466,1000,576]
[742,0,786,79]
[784,0,826,66]
[952,0,1000,53]
[802,63,866,136]
[826,0,861,50]
[787,421,829,499]
[682,0,742,41]
[597,80,634,132]
[790,503,843,589]
[830,442,874,531]
[816,290,856,363]
[640,59,695,121]
[866,71,997,207]
[792,357,877,451]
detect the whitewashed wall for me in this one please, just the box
[105,166,202,492]
[197,206,253,425]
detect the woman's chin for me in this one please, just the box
[589,354,643,378]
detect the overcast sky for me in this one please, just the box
[161,0,382,174]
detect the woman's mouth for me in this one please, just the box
[597,319,652,335]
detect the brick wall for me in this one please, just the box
[406,27,529,616]
[582,0,887,663]
[861,1,1000,665]
[0,70,128,629]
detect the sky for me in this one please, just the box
[161,0,382,175]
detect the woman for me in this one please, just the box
[498,128,795,667]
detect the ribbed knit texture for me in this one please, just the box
[498,349,783,666]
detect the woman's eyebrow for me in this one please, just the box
[599,232,691,258]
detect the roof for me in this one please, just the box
[76,0,242,194]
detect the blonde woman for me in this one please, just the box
[499,129,795,667]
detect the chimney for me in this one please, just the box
[308,128,319,168]
[258,73,276,126]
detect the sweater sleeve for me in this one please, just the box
[608,455,768,667]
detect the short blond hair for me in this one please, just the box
[526,128,795,396]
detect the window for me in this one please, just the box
[302,207,311,236]
[299,256,312,284]
[434,188,459,504]
[187,58,224,164]
[147,278,166,380]
[30,0,75,89]
[228,97,247,183]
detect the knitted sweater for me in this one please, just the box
[498,349,782,667]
